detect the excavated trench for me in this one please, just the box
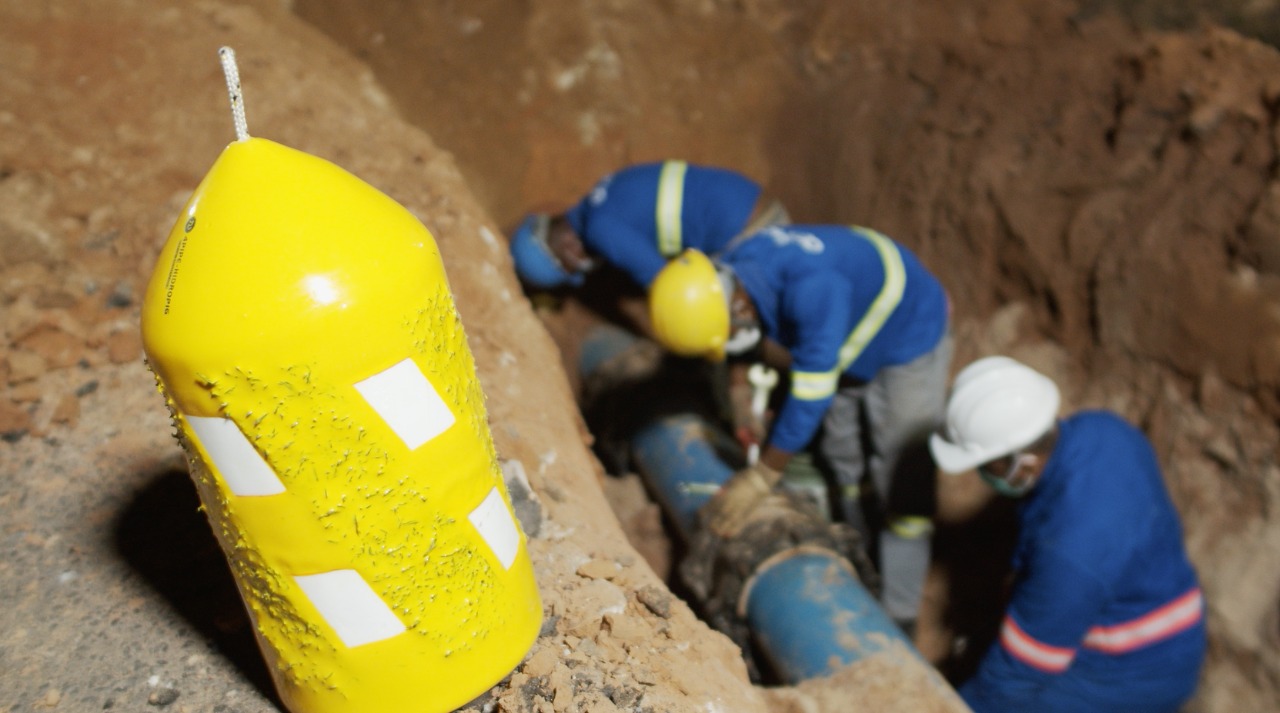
[288,0,1280,708]
[1,0,1279,710]
[8,2,1280,711]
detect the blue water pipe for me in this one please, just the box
[741,548,913,682]
[630,413,733,541]
[578,321,643,380]
[580,325,916,683]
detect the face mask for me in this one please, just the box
[978,453,1038,497]
[719,265,762,357]
[724,325,762,356]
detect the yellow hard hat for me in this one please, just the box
[649,248,730,361]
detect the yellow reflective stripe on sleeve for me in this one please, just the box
[835,227,907,371]
[791,370,839,400]
[656,160,688,257]
[888,515,934,540]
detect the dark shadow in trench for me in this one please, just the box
[113,468,280,706]
[931,495,1019,684]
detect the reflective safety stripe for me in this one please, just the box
[1000,588,1205,674]
[791,370,839,401]
[888,515,934,540]
[655,160,688,257]
[788,228,905,403]
[1083,588,1203,654]
[1000,615,1076,673]
[835,227,906,372]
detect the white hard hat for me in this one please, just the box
[930,356,1061,474]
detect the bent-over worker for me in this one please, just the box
[647,224,953,633]
[509,160,787,291]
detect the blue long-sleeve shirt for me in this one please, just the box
[961,412,1206,713]
[564,161,760,287]
[722,224,949,453]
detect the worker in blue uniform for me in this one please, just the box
[646,224,954,634]
[509,160,787,290]
[929,356,1206,712]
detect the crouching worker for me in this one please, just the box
[929,356,1207,712]
[647,224,954,635]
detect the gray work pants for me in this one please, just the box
[817,332,954,623]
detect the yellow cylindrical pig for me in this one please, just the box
[141,136,541,713]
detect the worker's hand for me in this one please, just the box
[728,380,766,451]
[702,461,782,537]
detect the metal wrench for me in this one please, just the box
[746,363,779,464]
